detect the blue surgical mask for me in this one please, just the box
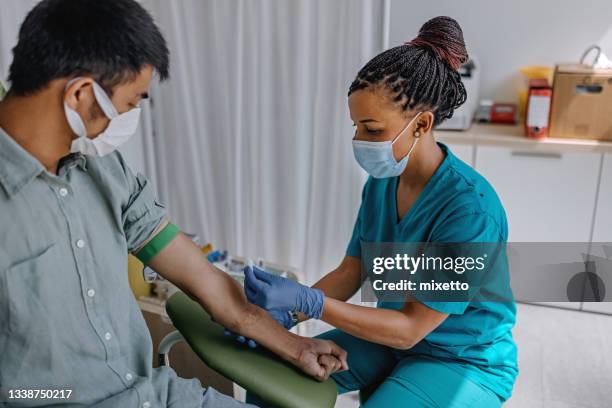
[352,112,422,178]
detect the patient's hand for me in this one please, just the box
[294,337,348,381]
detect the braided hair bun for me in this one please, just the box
[407,16,468,71]
[349,16,469,126]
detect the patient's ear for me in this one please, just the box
[64,78,95,110]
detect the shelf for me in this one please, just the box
[436,124,612,154]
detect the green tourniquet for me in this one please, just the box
[136,222,181,265]
[0,79,6,100]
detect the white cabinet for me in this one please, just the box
[591,154,612,242]
[475,146,600,242]
[445,143,474,167]
[475,146,601,310]
[582,154,612,313]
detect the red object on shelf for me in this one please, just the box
[490,103,517,124]
[525,79,552,139]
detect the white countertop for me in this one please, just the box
[435,123,612,154]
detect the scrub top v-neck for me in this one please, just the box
[388,156,445,228]
[346,143,518,402]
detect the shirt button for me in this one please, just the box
[87,289,95,298]
[59,188,68,197]
[142,402,151,408]
[125,372,133,381]
[104,332,112,341]
[76,239,86,248]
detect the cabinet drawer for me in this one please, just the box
[590,154,612,243]
[476,146,601,310]
[475,146,599,242]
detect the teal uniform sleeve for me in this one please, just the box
[420,211,505,315]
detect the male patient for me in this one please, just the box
[0,0,346,407]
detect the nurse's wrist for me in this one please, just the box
[295,311,310,323]
[297,287,325,319]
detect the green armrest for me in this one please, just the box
[165,292,338,408]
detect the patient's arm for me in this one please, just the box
[138,229,347,380]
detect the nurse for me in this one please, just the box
[244,16,517,407]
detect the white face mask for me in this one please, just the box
[64,79,141,156]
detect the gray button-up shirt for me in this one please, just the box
[0,128,204,407]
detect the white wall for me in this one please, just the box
[389,0,612,101]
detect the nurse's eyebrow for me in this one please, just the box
[360,118,380,123]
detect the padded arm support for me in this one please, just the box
[165,292,338,408]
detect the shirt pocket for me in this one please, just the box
[4,242,58,335]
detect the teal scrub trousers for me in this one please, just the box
[317,329,502,408]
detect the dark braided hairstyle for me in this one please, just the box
[349,16,468,126]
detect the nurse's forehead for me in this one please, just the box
[349,89,394,121]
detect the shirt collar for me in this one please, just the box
[0,127,45,198]
[59,152,88,174]
[0,128,87,197]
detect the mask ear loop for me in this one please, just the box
[91,82,118,119]
[391,112,422,145]
[391,112,422,162]
[406,127,422,157]
[64,78,88,139]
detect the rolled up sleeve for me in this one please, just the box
[121,169,167,252]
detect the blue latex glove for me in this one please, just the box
[223,329,258,348]
[244,265,324,319]
[267,308,296,330]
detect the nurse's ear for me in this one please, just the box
[415,111,435,136]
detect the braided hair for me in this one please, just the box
[349,16,468,126]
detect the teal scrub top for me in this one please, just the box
[347,143,518,401]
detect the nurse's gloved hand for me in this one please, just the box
[222,329,258,348]
[267,308,296,330]
[244,265,325,319]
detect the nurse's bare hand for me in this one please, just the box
[294,338,348,381]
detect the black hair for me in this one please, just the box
[348,16,468,126]
[8,0,169,96]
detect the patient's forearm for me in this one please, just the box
[147,233,305,363]
[207,273,306,364]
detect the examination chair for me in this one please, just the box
[160,292,338,408]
